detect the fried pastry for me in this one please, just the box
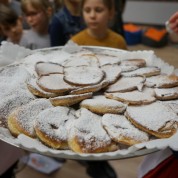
[35,61,63,76]
[122,66,161,77]
[34,106,76,149]
[70,80,109,95]
[120,59,146,68]
[95,53,121,66]
[155,87,178,100]
[37,73,77,94]
[50,92,93,106]
[64,66,105,86]
[106,76,145,93]
[102,114,149,145]
[80,95,126,115]
[105,88,156,105]
[101,64,121,84]
[27,78,59,98]
[64,53,99,67]
[8,99,53,138]
[125,102,178,138]
[145,74,178,88]
[68,108,118,153]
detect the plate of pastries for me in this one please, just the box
[0,44,178,160]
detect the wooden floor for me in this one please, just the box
[16,157,144,178]
[15,43,178,178]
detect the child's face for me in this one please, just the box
[24,4,49,34]
[82,0,113,32]
[0,18,23,44]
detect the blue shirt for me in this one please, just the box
[49,6,85,46]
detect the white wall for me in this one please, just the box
[123,1,178,25]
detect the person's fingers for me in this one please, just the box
[169,11,178,23]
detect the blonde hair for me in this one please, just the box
[21,0,52,13]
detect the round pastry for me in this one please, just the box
[145,74,178,88]
[27,78,59,98]
[105,88,156,105]
[102,114,149,146]
[95,53,121,66]
[8,99,53,138]
[34,106,76,149]
[125,102,178,138]
[122,66,161,77]
[120,59,146,68]
[50,92,93,106]
[69,80,109,95]
[101,64,122,84]
[120,65,139,73]
[80,95,127,115]
[154,87,178,100]
[0,90,35,128]
[35,61,63,76]
[68,108,118,153]
[106,76,145,93]
[64,66,105,86]
[64,53,99,67]
[37,73,77,94]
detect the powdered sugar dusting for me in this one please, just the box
[102,114,149,143]
[64,66,104,86]
[126,102,178,131]
[155,87,178,100]
[101,64,121,83]
[12,99,53,137]
[37,73,76,93]
[105,90,156,104]
[0,90,35,127]
[146,74,178,88]
[35,106,76,141]
[68,108,112,152]
[122,66,161,77]
[106,76,145,93]
[80,95,126,114]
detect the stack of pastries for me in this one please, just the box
[0,47,178,154]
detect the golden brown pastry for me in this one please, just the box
[50,92,93,106]
[35,61,63,76]
[8,99,53,138]
[68,108,118,153]
[37,73,77,94]
[80,95,126,115]
[102,114,149,145]
[106,76,145,93]
[64,66,105,86]
[125,102,178,138]
[34,106,76,149]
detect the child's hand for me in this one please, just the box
[169,11,178,34]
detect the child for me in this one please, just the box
[71,0,127,50]
[49,0,85,46]
[20,0,53,49]
[0,3,23,44]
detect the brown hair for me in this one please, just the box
[0,4,18,26]
[21,0,52,13]
[81,0,115,11]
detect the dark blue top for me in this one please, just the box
[49,6,85,46]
